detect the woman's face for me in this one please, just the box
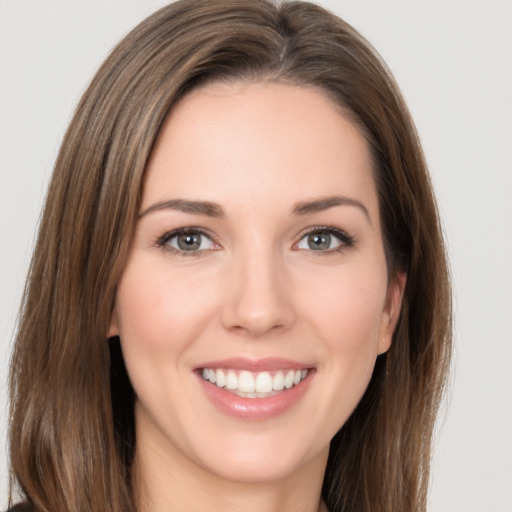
[110,83,403,484]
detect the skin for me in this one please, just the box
[109,82,405,512]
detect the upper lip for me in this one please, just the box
[195,357,311,372]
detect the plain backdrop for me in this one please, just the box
[1,1,511,511]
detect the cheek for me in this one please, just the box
[297,262,388,386]
[113,260,221,420]
[305,268,386,342]
[278,263,389,447]
[115,259,218,351]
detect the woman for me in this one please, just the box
[7,1,451,511]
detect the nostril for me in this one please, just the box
[227,321,288,338]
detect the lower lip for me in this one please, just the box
[197,371,313,421]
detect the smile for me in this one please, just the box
[201,368,309,398]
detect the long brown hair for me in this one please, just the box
[8,1,451,511]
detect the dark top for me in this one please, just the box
[7,504,34,512]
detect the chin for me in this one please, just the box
[184,425,331,485]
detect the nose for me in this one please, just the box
[221,247,296,338]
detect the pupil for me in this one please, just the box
[308,233,330,250]
[178,233,201,251]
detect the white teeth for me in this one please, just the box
[255,372,273,393]
[238,371,255,393]
[284,370,294,389]
[201,368,309,395]
[216,369,226,387]
[273,371,285,391]
[225,371,237,390]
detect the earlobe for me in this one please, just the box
[387,271,407,333]
[108,308,119,338]
[378,271,407,355]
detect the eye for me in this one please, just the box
[156,228,219,254]
[295,227,354,252]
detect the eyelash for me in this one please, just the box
[155,227,219,257]
[154,226,355,256]
[295,226,355,254]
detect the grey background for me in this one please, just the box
[1,1,511,510]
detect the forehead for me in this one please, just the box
[143,82,378,217]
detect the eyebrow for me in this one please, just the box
[139,199,225,218]
[292,195,371,222]
[139,195,370,222]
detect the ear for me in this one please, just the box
[378,271,407,355]
[108,307,119,338]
